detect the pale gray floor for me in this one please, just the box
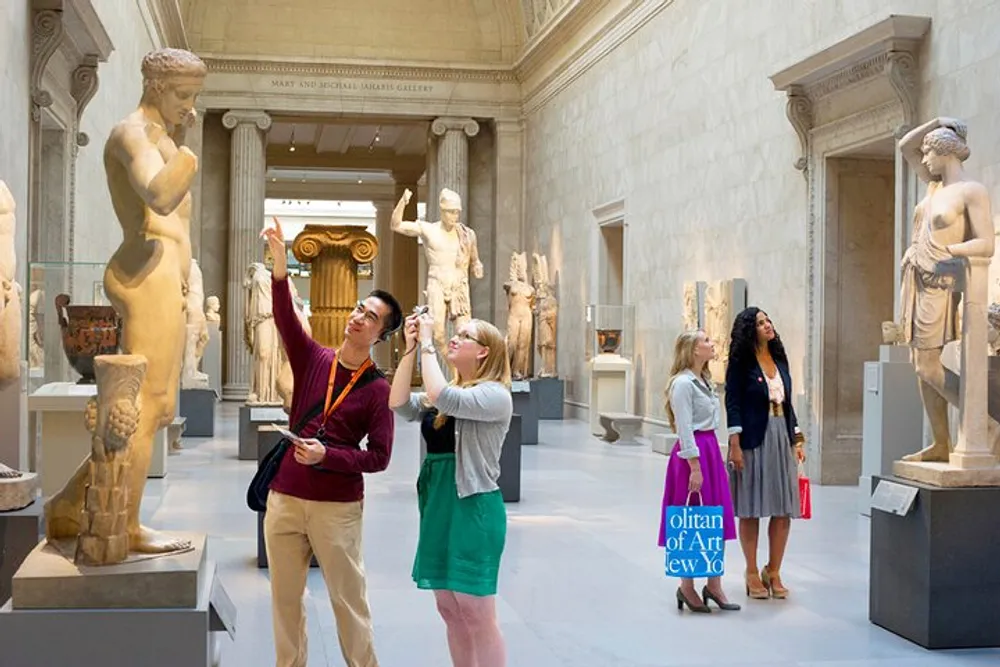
[142,403,1000,666]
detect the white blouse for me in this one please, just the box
[669,369,720,460]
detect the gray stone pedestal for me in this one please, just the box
[0,502,43,607]
[498,415,522,503]
[530,377,564,420]
[0,560,235,666]
[239,404,288,460]
[180,388,217,437]
[511,382,538,445]
[870,475,1000,649]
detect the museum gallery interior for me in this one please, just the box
[1,0,1000,665]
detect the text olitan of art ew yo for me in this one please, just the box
[664,506,725,577]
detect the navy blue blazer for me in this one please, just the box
[724,358,799,451]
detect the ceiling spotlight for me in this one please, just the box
[289,145,296,152]
[358,179,363,184]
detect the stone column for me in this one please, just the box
[430,117,479,210]
[221,110,271,401]
[494,119,525,326]
[426,132,439,223]
[292,226,378,349]
[953,257,994,469]
[372,200,394,370]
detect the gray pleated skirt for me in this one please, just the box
[729,415,801,518]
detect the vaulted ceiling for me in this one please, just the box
[177,0,571,64]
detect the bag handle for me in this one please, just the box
[685,491,703,506]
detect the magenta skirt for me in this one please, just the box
[657,430,737,546]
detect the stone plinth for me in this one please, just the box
[12,532,205,610]
[292,225,378,349]
[892,460,1000,487]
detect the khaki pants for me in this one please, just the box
[264,491,379,667]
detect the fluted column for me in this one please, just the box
[431,117,479,211]
[292,226,378,349]
[372,200,394,370]
[221,109,271,401]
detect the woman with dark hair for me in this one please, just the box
[724,307,804,600]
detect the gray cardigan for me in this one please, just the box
[393,381,513,498]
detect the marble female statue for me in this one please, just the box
[181,259,210,389]
[275,278,311,413]
[244,262,282,405]
[897,117,995,462]
[45,48,206,554]
[505,251,534,380]
[532,253,558,378]
[0,180,22,386]
[391,187,484,354]
[29,288,45,369]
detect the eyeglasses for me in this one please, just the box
[454,331,485,346]
[353,301,381,325]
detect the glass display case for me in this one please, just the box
[25,261,119,392]
[585,304,635,360]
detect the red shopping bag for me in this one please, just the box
[798,466,812,520]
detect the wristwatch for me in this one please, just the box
[420,341,436,354]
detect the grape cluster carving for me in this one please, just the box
[105,398,140,452]
[84,398,98,434]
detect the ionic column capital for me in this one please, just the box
[222,109,272,132]
[292,226,378,265]
[431,117,480,138]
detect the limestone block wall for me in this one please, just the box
[74,0,161,264]
[523,0,1000,445]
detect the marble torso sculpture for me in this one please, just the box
[244,262,282,405]
[45,48,206,555]
[0,181,22,385]
[391,187,484,353]
[205,295,220,323]
[505,251,535,380]
[897,117,996,462]
[532,253,558,378]
[181,259,209,389]
[29,288,44,368]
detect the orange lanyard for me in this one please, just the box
[317,352,373,435]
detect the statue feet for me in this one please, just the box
[902,442,951,463]
[131,525,191,554]
[0,463,23,479]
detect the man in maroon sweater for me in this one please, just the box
[261,221,401,667]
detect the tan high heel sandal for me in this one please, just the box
[761,565,788,599]
[745,570,769,599]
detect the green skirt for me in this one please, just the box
[413,453,506,597]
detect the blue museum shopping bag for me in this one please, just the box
[664,495,725,578]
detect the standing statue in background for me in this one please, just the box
[45,48,206,555]
[533,253,558,378]
[275,278,311,413]
[244,262,282,405]
[29,288,45,369]
[391,187,484,354]
[181,259,209,389]
[505,251,534,380]
[0,180,22,386]
[897,117,996,462]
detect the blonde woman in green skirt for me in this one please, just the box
[389,308,513,667]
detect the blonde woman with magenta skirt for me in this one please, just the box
[658,329,739,613]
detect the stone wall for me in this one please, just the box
[522,0,1000,476]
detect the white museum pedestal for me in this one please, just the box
[588,354,634,437]
[204,322,222,399]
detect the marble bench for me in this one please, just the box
[650,433,679,456]
[599,412,643,445]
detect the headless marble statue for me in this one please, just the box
[505,251,534,380]
[532,253,558,378]
[181,259,210,389]
[244,262,282,405]
[276,278,311,413]
[45,48,207,554]
[391,187,484,354]
[0,180,22,386]
[897,117,996,462]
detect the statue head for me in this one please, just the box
[921,120,970,178]
[140,48,207,127]
[439,188,462,230]
[206,296,220,314]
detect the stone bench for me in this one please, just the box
[650,433,679,456]
[599,412,643,445]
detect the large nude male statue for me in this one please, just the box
[46,48,206,553]
[897,117,995,462]
[391,187,484,353]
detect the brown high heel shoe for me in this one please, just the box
[761,565,788,599]
[745,570,769,599]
